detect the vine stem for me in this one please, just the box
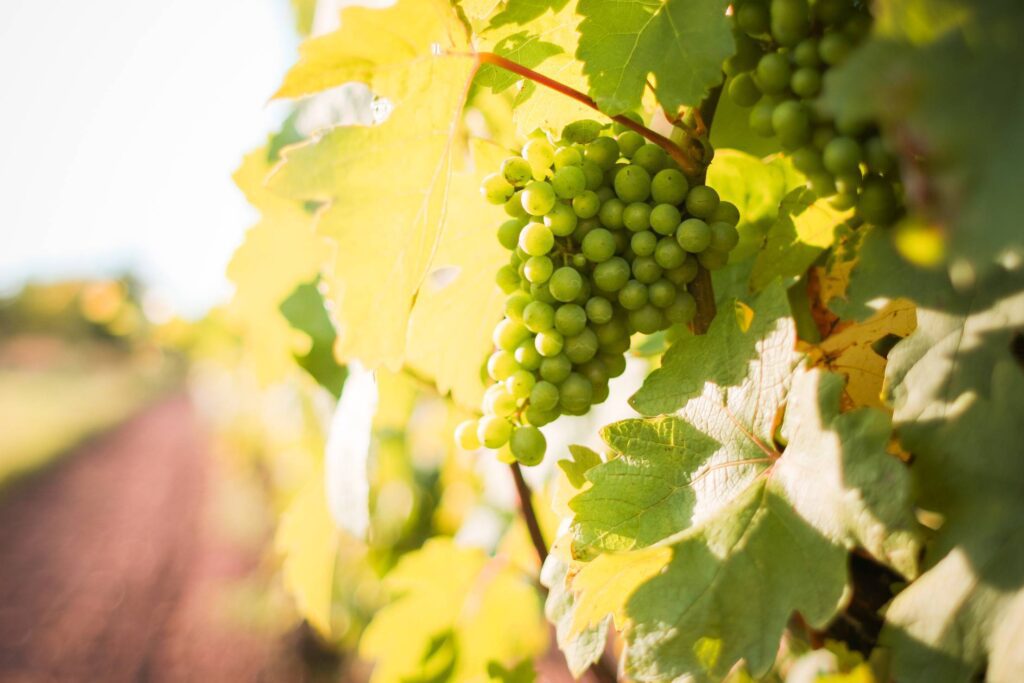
[509,462,548,565]
[688,82,725,335]
[462,51,701,176]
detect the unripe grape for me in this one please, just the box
[664,291,697,323]
[631,230,658,257]
[770,0,810,46]
[539,353,572,383]
[581,160,604,190]
[523,255,553,284]
[523,300,555,333]
[562,119,604,144]
[502,157,533,186]
[618,280,649,310]
[521,181,557,216]
[505,291,531,321]
[857,175,900,226]
[485,386,517,417]
[710,200,741,227]
[535,329,565,357]
[602,353,627,378]
[573,217,599,243]
[544,203,578,237]
[584,136,620,170]
[550,267,584,302]
[553,146,582,170]
[493,317,530,351]
[572,191,601,219]
[578,358,609,388]
[808,172,837,197]
[823,137,862,175]
[552,165,587,199]
[629,304,666,335]
[772,100,812,150]
[530,380,560,411]
[655,238,687,269]
[819,32,851,65]
[478,415,512,449]
[523,138,555,172]
[496,264,521,293]
[650,168,690,205]
[581,228,616,263]
[698,248,730,270]
[455,419,481,450]
[598,198,626,229]
[835,171,862,196]
[791,146,824,175]
[632,144,667,174]
[815,0,853,26]
[864,136,897,175]
[487,350,519,381]
[749,99,776,137]
[514,340,542,370]
[790,67,821,98]
[665,257,699,285]
[497,218,525,251]
[755,53,791,95]
[648,279,677,308]
[632,256,663,284]
[554,303,587,336]
[583,297,611,325]
[572,253,587,269]
[559,373,593,414]
[565,328,599,364]
[649,203,681,236]
[518,221,555,256]
[737,1,770,35]
[617,130,645,158]
[592,382,610,405]
[623,202,652,232]
[614,164,652,203]
[709,222,741,252]
[830,192,857,211]
[510,425,547,466]
[593,257,630,292]
[793,38,820,67]
[728,72,762,107]
[677,218,712,252]
[482,172,514,204]
[530,281,557,304]
[504,191,528,218]
[506,369,536,400]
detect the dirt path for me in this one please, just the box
[0,395,302,683]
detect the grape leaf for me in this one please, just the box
[279,280,347,398]
[570,368,921,682]
[324,362,377,539]
[360,538,545,683]
[227,147,326,383]
[404,141,509,410]
[575,0,734,116]
[488,0,570,28]
[821,4,1024,273]
[269,0,477,370]
[750,188,852,292]
[540,554,609,678]
[558,444,603,490]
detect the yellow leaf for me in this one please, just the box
[276,468,339,637]
[360,539,545,683]
[227,148,326,383]
[808,299,917,410]
[405,141,508,409]
[269,0,478,371]
[568,545,671,635]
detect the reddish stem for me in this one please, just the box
[510,462,548,565]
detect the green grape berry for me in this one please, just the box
[455,419,481,450]
[523,138,555,172]
[501,157,533,186]
[539,353,572,384]
[585,296,614,324]
[614,164,652,203]
[544,203,578,237]
[709,221,741,252]
[755,52,791,94]
[650,168,690,205]
[623,202,652,232]
[584,136,620,170]
[482,172,514,204]
[582,228,616,263]
[737,1,770,35]
[518,221,554,256]
[554,303,587,336]
[572,190,601,219]
[529,381,560,411]
[650,203,682,236]
[631,230,658,257]
[822,136,862,175]
[477,415,512,449]
[553,146,582,170]
[505,369,536,400]
[550,267,584,302]
[729,72,763,107]
[632,144,667,174]
[710,200,740,227]
[676,218,712,252]
[521,181,557,216]
[552,165,587,199]
[523,255,553,284]
[617,130,646,158]
[510,425,547,466]
[523,300,554,333]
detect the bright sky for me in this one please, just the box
[0,0,298,316]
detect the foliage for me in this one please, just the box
[222,0,1024,681]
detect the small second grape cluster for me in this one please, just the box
[454,120,741,466]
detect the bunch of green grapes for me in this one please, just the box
[454,120,741,466]
[725,0,902,226]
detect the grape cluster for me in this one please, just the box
[454,121,741,466]
[725,0,902,225]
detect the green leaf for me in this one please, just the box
[750,188,852,292]
[557,444,603,490]
[488,0,570,28]
[821,5,1024,272]
[540,554,609,678]
[571,368,921,682]
[280,281,347,398]
[576,0,734,116]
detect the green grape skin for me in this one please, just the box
[523,255,553,284]
[510,425,547,466]
[523,405,558,427]
[812,125,835,151]
[650,169,690,205]
[617,130,645,158]
[754,52,791,95]
[710,200,740,227]
[650,204,682,236]
[530,281,557,305]
[581,160,604,190]
[584,137,620,170]
[613,165,652,203]
[835,171,862,196]
[632,256,663,284]
[595,186,615,203]
[496,264,521,293]
[676,218,712,252]
[598,198,626,229]
[815,0,853,26]
[553,146,582,170]
[506,369,536,400]
[493,317,530,351]
[582,228,617,263]
[793,38,820,67]
[455,419,481,450]
[655,238,687,269]
[564,328,599,364]
[487,350,519,381]
[572,190,601,219]
[572,217,599,243]
[618,280,649,310]
[770,0,810,46]
[629,304,666,335]
[822,137,862,175]
[749,99,777,137]
[592,257,631,292]
[482,172,514,204]
[601,352,627,378]
[529,380,560,411]
[518,222,554,256]
[728,72,763,107]
[818,31,851,66]
[611,230,629,255]
[665,257,699,285]
[523,300,555,333]
[523,138,555,172]
[578,358,609,388]
[477,415,512,449]
[864,136,897,175]
[572,253,587,269]
[737,1,770,35]
[562,119,605,144]
[552,165,587,199]
[591,382,610,405]
[535,329,564,357]
[521,181,557,216]
[631,144,667,175]
[709,221,741,252]
[698,248,730,270]
[623,202,652,232]
[664,290,697,324]
[539,353,572,384]
[844,12,872,41]
[648,278,677,308]
[830,192,858,211]
[505,291,531,321]
[544,203,578,236]
[585,296,613,324]
[558,373,593,414]
[728,30,764,73]
[497,218,525,251]
[502,157,533,187]
[685,185,720,219]
[772,100,812,150]
[598,333,630,357]
[631,230,658,257]
[857,175,900,226]
[549,267,584,302]
[514,340,542,370]
[554,303,587,336]
[791,146,824,175]
[504,191,528,218]
[808,172,837,197]
[790,67,821,98]
[594,318,628,350]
